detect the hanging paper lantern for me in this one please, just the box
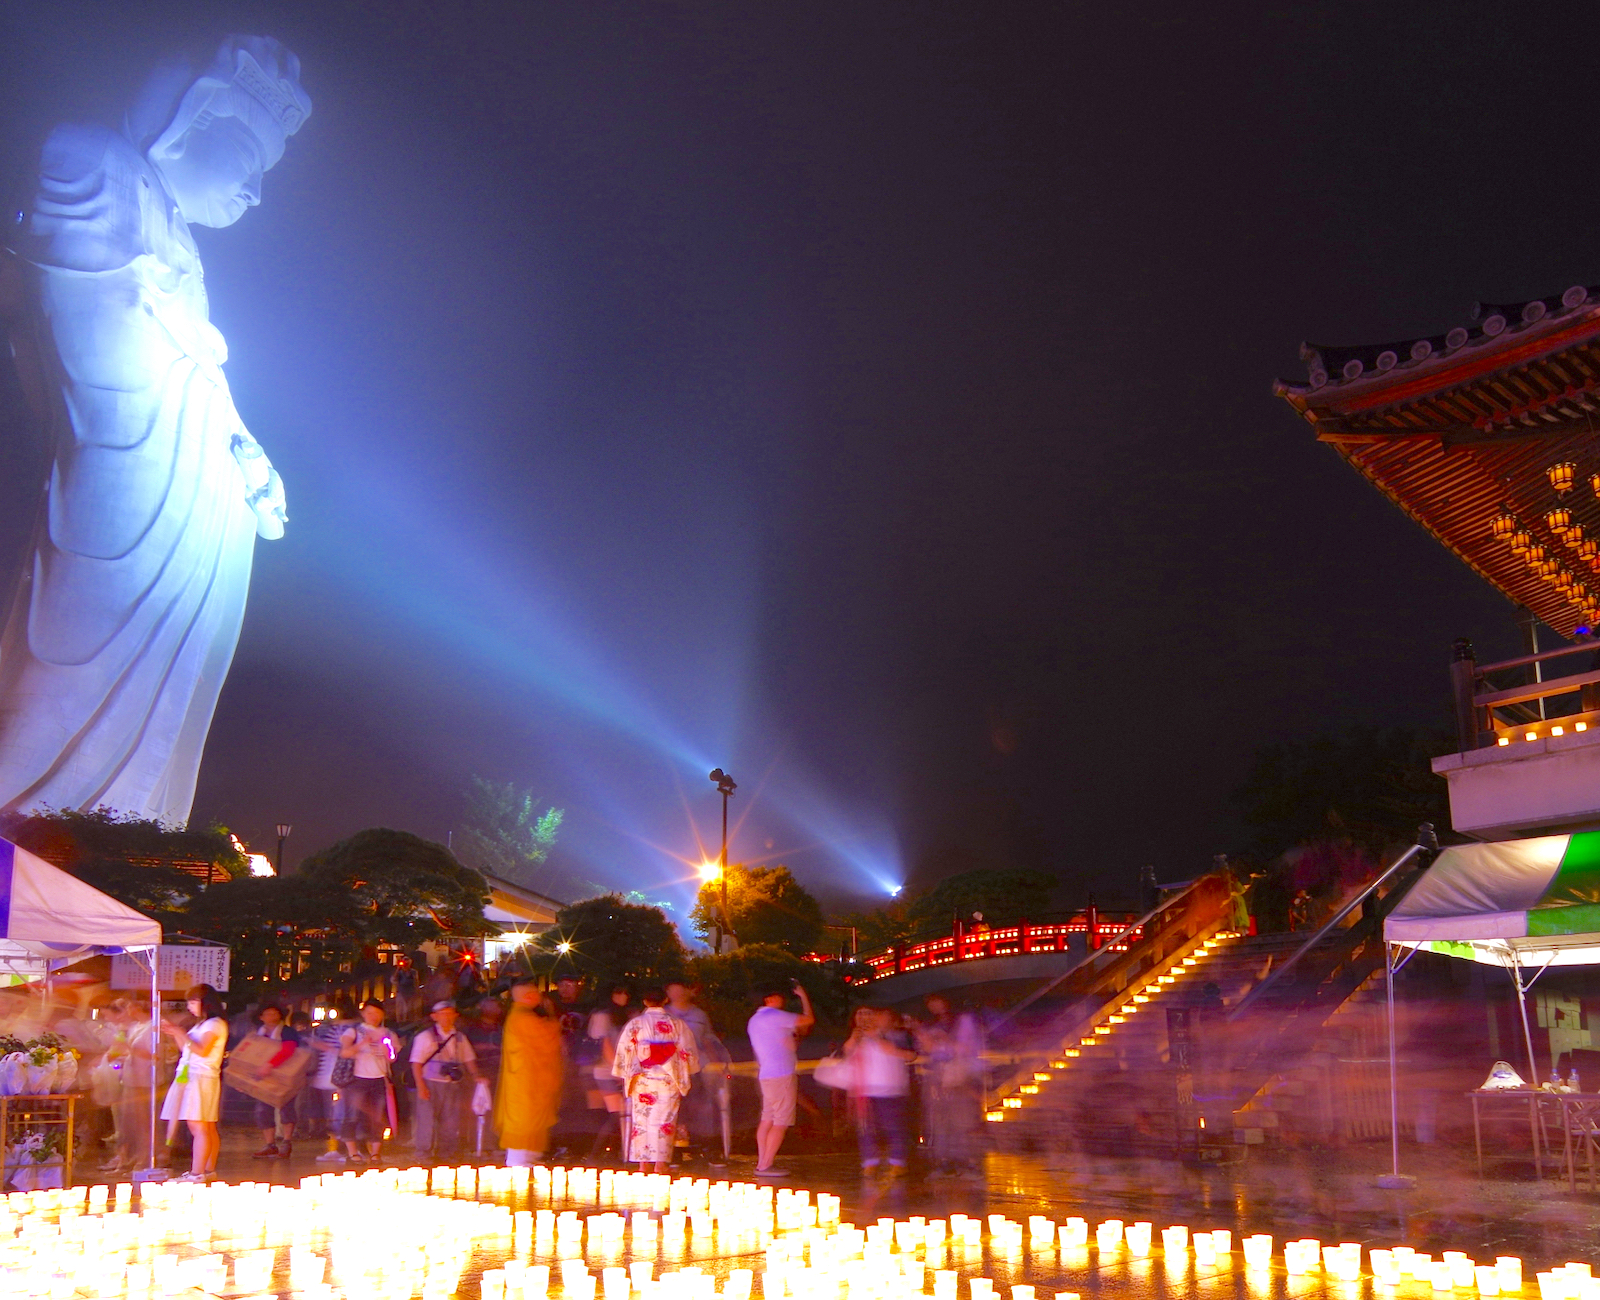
[1582,538,1600,563]
[1550,461,1578,493]
[1512,530,1534,555]
[1567,523,1586,547]
[1527,544,1548,565]
[1536,558,1562,580]
[1548,506,1575,534]
[1492,513,1518,542]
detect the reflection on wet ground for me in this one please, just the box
[179,1135,1600,1296]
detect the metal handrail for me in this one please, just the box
[1227,825,1436,1022]
[991,876,1211,1032]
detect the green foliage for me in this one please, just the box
[1235,726,1452,860]
[180,876,355,988]
[296,829,496,946]
[685,943,848,1035]
[68,858,201,921]
[0,808,248,882]
[531,895,686,988]
[689,863,825,954]
[452,778,572,897]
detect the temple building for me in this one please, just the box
[1276,285,1600,839]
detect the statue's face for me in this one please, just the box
[157,114,267,228]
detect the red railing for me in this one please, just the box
[805,911,1140,978]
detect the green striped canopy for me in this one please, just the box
[1385,832,1600,966]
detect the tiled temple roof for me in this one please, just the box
[1275,284,1600,637]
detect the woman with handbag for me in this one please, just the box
[338,999,399,1164]
[843,1006,916,1180]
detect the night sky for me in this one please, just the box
[2,3,1595,921]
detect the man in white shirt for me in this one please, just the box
[410,1001,482,1159]
[745,980,814,1178]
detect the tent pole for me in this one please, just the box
[1387,940,1400,1179]
[1510,957,1544,1178]
[149,952,159,1176]
[1512,959,1540,1084]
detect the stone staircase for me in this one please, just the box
[989,930,1373,1156]
[1231,967,1395,1147]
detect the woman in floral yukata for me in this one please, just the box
[611,987,698,1173]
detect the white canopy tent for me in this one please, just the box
[0,837,162,1172]
[1380,832,1600,1181]
[0,836,161,976]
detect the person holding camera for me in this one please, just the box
[746,979,814,1179]
[410,1000,481,1159]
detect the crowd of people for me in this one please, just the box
[75,972,988,1185]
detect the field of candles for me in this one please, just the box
[0,1163,1581,1300]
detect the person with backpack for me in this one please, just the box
[410,1000,481,1160]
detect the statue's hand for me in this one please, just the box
[248,467,287,540]
[231,430,287,539]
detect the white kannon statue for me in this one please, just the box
[0,36,310,824]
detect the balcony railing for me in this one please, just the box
[1450,635,1600,750]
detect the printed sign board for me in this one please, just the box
[109,945,230,993]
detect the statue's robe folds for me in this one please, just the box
[0,123,258,824]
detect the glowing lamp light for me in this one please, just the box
[1512,530,1534,554]
[1528,544,1548,565]
[1492,512,1519,542]
[1548,506,1575,533]
[556,941,572,954]
[1536,558,1562,580]
[1550,461,1578,493]
[1568,523,1587,546]
[697,860,722,881]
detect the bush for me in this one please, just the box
[686,944,850,1037]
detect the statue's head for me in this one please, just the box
[128,35,311,228]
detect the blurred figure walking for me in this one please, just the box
[913,993,984,1177]
[844,1006,915,1179]
[586,985,633,1160]
[666,980,730,1165]
[497,978,563,1166]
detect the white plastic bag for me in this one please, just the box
[471,1079,493,1116]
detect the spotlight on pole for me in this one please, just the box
[708,769,737,952]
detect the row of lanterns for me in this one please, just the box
[1491,468,1600,621]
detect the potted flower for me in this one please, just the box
[5,1129,64,1191]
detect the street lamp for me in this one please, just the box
[708,768,737,952]
[275,823,292,876]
